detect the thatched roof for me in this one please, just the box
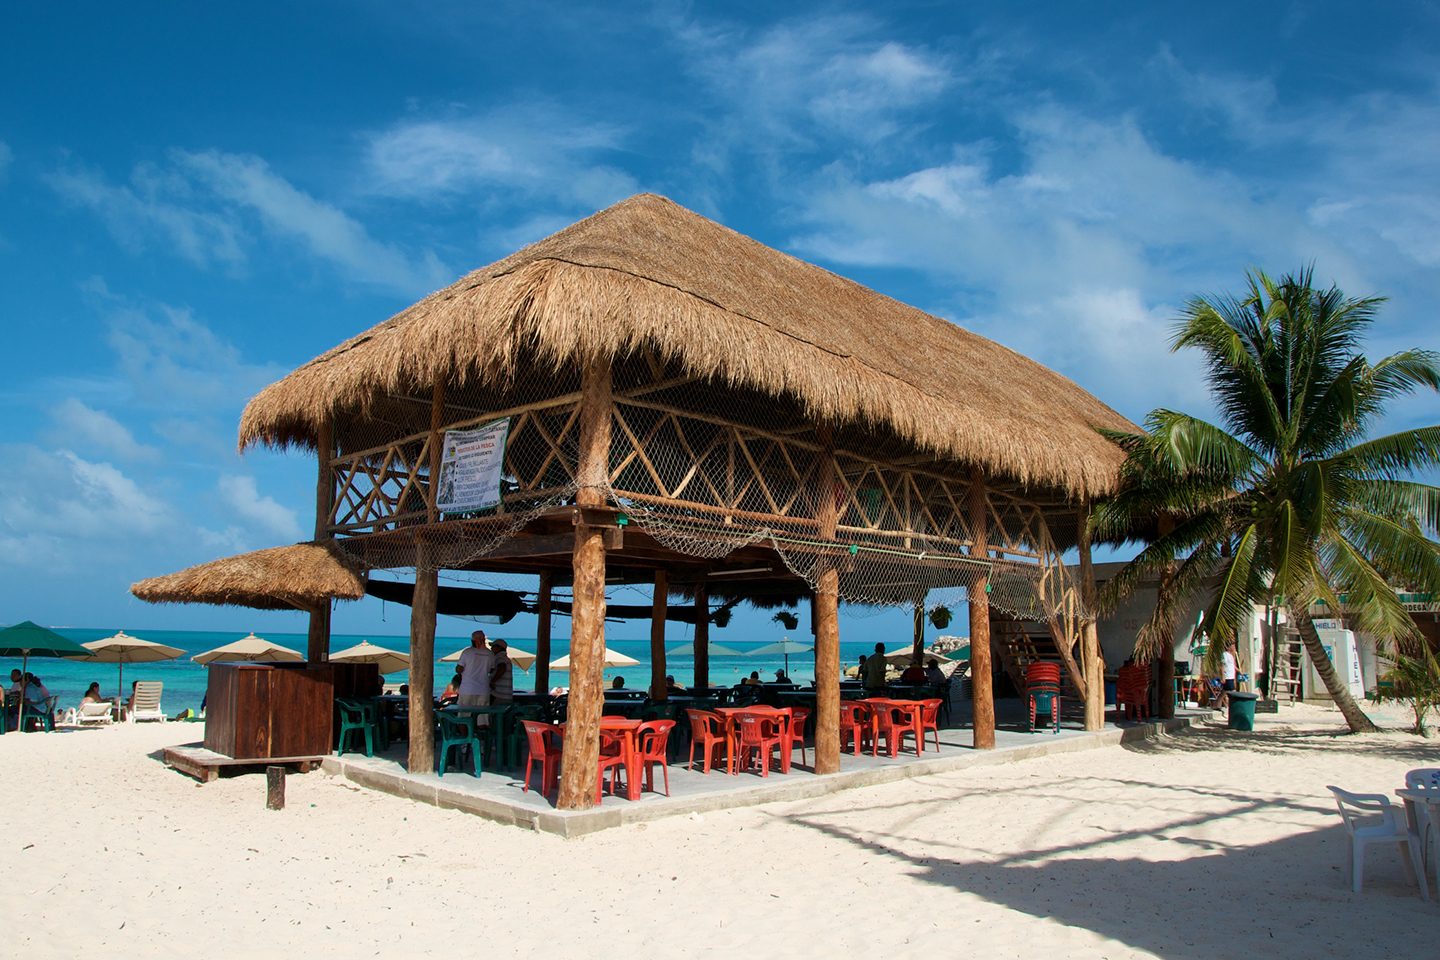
[240,193,1137,497]
[130,542,368,612]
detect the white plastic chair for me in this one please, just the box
[75,700,114,725]
[127,682,165,723]
[1329,786,1429,897]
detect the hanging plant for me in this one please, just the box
[772,610,799,631]
[928,604,953,631]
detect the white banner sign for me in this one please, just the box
[434,418,511,514]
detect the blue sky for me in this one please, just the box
[2,2,1438,644]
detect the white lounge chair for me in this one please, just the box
[75,700,114,725]
[1329,785,1428,897]
[127,682,165,723]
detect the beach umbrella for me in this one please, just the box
[191,633,304,666]
[884,649,955,667]
[548,646,640,671]
[78,631,184,706]
[746,638,814,674]
[438,645,536,671]
[0,621,90,715]
[329,640,410,675]
[665,641,742,657]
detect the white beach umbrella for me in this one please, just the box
[328,640,410,675]
[79,631,184,705]
[746,638,814,674]
[549,646,640,671]
[439,645,536,671]
[192,633,304,666]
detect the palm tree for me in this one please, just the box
[1094,267,1440,734]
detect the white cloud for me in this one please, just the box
[48,398,159,462]
[48,163,246,267]
[363,107,639,209]
[49,151,447,294]
[679,15,952,150]
[175,149,449,292]
[0,446,175,568]
[217,475,302,541]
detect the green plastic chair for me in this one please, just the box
[355,697,389,751]
[335,699,374,757]
[502,704,541,770]
[437,712,483,777]
[19,695,58,733]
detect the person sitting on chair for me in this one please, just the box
[665,675,685,694]
[772,669,791,684]
[899,660,927,685]
[741,671,762,687]
[924,659,947,686]
[611,676,626,690]
[440,672,462,706]
[81,682,106,705]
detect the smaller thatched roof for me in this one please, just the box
[130,542,368,612]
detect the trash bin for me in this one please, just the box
[1228,692,1259,731]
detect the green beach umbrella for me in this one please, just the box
[746,638,814,674]
[0,621,90,720]
[665,641,742,657]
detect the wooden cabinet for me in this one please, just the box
[204,662,377,759]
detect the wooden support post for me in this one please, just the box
[912,601,924,666]
[693,579,709,691]
[650,569,669,700]
[813,427,841,775]
[407,383,445,774]
[308,415,334,663]
[265,765,285,810]
[535,570,553,694]
[968,468,995,750]
[408,548,438,773]
[1078,500,1104,731]
[557,355,611,811]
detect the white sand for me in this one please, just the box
[5,704,1439,958]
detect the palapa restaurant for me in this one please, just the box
[133,194,1138,811]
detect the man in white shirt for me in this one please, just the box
[489,640,513,703]
[456,630,494,723]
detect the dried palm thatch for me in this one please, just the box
[240,193,1137,497]
[130,542,368,612]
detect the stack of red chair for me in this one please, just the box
[1116,663,1152,720]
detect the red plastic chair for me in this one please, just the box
[871,700,921,757]
[596,728,628,803]
[840,700,871,755]
[735,713,783,776]
[1025,662,1063,734]
[685,709,729,773]
[918,698,943,752]
[1116,664,1151,720]
[636,719,676,796]
[521,720,563,795]
[788,707,811,767]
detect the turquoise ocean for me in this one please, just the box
[13,629,882,716]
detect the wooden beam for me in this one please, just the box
[813,428,841,776]
[408,547,438,773]
[969,468,995,750]
[427,381,445,524]
[535,570,553,694]
[557,355,611,811]
[694,579,709,691]
[1078,500,1104,731]
[309,415,334,664]
[650,569,668,700]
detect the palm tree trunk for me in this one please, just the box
[1294,610,1379,734]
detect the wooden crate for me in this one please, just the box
[204,663,344,760]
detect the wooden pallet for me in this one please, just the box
[163,743,324,783]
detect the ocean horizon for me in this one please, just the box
[9,627,885,716]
